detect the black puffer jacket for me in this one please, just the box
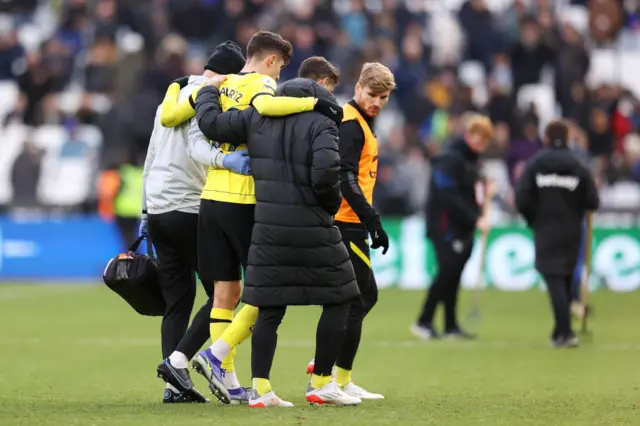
[195,79,359,307]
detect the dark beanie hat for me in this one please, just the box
[205,41,246,74]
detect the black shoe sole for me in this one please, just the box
[191,358,231,405]
[157,363,209,403]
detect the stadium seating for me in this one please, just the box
[0,123,102,207]
[0,124,29,204]
[0,81,19,124]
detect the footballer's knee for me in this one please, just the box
[213,280,242,309]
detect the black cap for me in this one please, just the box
[204,41,246,74]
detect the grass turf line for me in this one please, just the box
[0,284,638,425]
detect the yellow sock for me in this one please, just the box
[218,305,258,372]
[336,367,352,388]
[311,374,331,389]
[210,307,233,345]
[221,305,258,348]
[252,378,272,396]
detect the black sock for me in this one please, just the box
[314,301,350,376]
[175,296,213,359]
[335,304,363,371]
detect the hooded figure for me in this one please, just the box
[195,78,359,307]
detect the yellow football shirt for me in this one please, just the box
[201,73,277,204]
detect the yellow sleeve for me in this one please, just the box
[159,83,203,128]
[247,75,315,117]
[252,95,315,117]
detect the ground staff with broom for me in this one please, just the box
[515,120,599,348]
[412,114,494,340]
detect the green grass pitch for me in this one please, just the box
[0,284,638,425]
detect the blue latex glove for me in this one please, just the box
[139,213,149,237]
[223,150,252,175]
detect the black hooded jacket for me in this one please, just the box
[515,142,599,275]
[425,138,482,242]
[195,78,359,307]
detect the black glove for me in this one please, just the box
[365,215,389,255]
[171,76,190,88]
[314,98,343,125]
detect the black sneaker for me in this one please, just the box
[157,358,209,403]
[163,387,209,403]
[443,327,477,340]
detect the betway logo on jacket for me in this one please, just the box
[535,173,579,191]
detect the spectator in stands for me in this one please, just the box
[41,38,74,92]
[55,0,89,57]
[507,118,543,185]
[0,17,25,81]
[564,81,591,130]
[510,15,555,93]
[624,134,640,183]
[458,0,502,70]
[16,50,54,125]
[554,20,590,114]
[498,0,528,48]
[84,36,117,94]
[93,0,118,41]
[342,0,369,49]
[588,107,614,158]
[11,139,43,208]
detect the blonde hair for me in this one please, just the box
[358,62,396,93]
[465,114,494,141]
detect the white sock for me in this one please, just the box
[168,351,189,369]
[166,382,179,392]
[222,370,242,389]
[209,339,232,361]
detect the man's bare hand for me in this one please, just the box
[205,75,228,88]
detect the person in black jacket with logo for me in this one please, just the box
[194,74,361,407]
[412,115,495,340]
[515,120,599,348]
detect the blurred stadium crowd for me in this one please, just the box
[1,0,640,221]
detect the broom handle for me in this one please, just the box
[474,183,493,301]
[581,212,594,309]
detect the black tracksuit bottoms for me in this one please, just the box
[418,237,473,330]
[148,211,214,360]
[542,273,574,338]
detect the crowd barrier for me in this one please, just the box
[0,215,638,291]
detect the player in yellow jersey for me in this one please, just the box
[187,57,343,405]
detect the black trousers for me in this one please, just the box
[148,211,214,360]
[252,302,351,380]
[335,223,378,371]
[543,273,573,338]
[418,236,473,330]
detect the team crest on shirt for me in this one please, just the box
[452,240,464,253]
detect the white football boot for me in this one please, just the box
[247,389,294,408]
[341,382,384,400]
[305,381,361,406]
